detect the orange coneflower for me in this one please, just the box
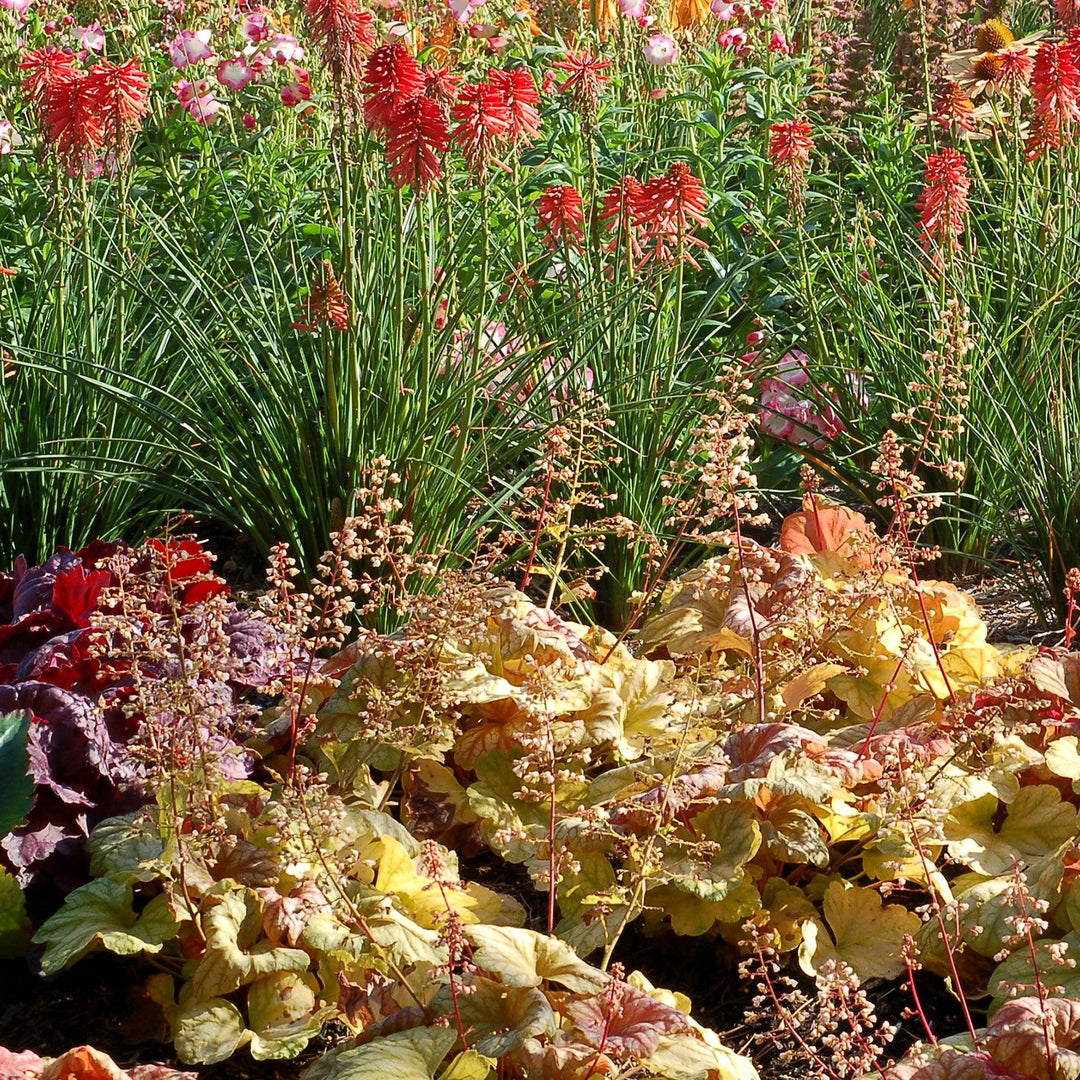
[450,79,510,178]
[943,18,1043,99]
[917,147,970,256]
[292,261,350,332]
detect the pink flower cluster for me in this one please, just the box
[759,350,847,450]
[168,9,309,125]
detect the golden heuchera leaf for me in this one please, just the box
[187,888,311,1002]
[799,881,921,981]
[373,835,509,929]
[779,663,848,713]
[944,784,1079,876]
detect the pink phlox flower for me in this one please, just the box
[619,0,647,14]
[758,351,847,450]
[643,32,679,65]
[0,0,32,19]
[241,10,273,44]
[175,77,225,123]
[769,30,788,52]
[266,32,304,63]
[169,28,214,69]
[217,55,256,90]
[717,25,747,49]
[280,75,312,106]
[72,22,104,51]
[448,0,484,23]
[711,0,739,18]
[0,119,24,153]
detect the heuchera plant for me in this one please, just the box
[0,539,278,892]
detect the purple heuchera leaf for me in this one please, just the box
[563,980,691,1058]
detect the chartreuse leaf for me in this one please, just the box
[988,931,1080,1009]
[247,971,327,1060]
[945,785,1079,876]
[33,878,179,974]
[86,810,167,881]
[0,710,33,836]
[438,1049,495,1080]
[433,978,557,1058]
[300,1026,458,1080]
[644,1034,761,1080]
[798,882,920,981]
[174,998,250,1064]
[374,835,508,929]
[1046,736,1080,785]
[464,924,607,993]
[0,867,31,958]
[188,887,311,1001]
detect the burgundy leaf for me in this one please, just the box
[563,980,691,1058]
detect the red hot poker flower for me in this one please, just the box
[292,261,350,332]
[451,79,510,178]
[536,184,586,249]
[86,58,151,160]
[43,69,105,172]
[599,175,645,259]
[19,47,76,112]
[364,43,424,132]
[305,0,374,115]
[932,83,976,138]
[634,163,710,267]
[1026,40,1080,158]
[916,147,970,256]
[385,94,448,191]
[552,50,610,116]
[489,67,541,144]
[768,117,815,216]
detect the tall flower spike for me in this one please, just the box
[450,79,510,179]
[1026,39,1080,158]
[489,67,541,145]
[932,82,976,138]
[19,47,76,113]
[292,261,350,332]
[86,58,151,161]
[634,163,710,267]
[916,147,970,257]
[364,43,423,132]
[385,94,448,191]
[552,50,610,117]
[304,0,375,120]
[536,184,586,249]
[768,117,815,218]
[43,69,104,173]
[599,176,644,260]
